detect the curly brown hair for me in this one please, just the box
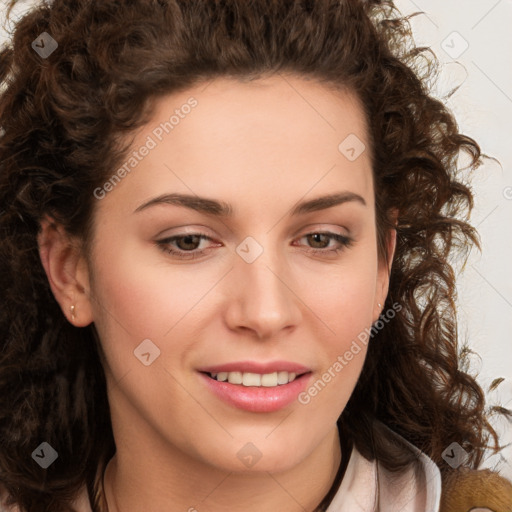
[0,0,509,511]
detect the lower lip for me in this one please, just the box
[199,372,312,413]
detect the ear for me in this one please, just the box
[37,216,94,327]
[373,208,398,321]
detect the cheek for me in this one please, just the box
[87,237,233,387]
[89,239,216,339]
[297,245,378,338]
[297,275,373,420]
[86,242,184,379]
[294,247,377,409]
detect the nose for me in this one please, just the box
[224,242,303,340]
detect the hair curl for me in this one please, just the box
[0,0,509,511]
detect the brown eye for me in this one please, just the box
[296,232,353,256]
[156,232,215,259]
[306,233,332,249]
[173,234,203,251]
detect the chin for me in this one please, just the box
[201,441,307,475]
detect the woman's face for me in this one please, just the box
[82,75,393,473]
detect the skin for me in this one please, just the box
[38,75,396,512]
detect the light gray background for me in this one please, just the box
[1,0,511,478]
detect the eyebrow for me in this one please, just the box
[134,191,366,216]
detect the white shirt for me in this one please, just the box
[326,434,442,512]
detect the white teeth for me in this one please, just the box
[209,370,298,386]
[261,372,278,387]
[277,371,289,385]
[242,372,261,386]
[227,371,243,385]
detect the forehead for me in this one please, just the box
[150,74,370,162]
[97,75,374,217]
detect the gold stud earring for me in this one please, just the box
[70,304,76,320]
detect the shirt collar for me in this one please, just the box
[325,430,441,512]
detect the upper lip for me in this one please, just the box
[197,361,311,375]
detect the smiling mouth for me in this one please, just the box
[202,370,309,387]
[199,369,313,412]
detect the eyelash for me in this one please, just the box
[156,231,353,260]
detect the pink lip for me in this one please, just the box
[199,372,312,413]
[197,360,311,374]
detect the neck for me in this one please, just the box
[102,426,342,512]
